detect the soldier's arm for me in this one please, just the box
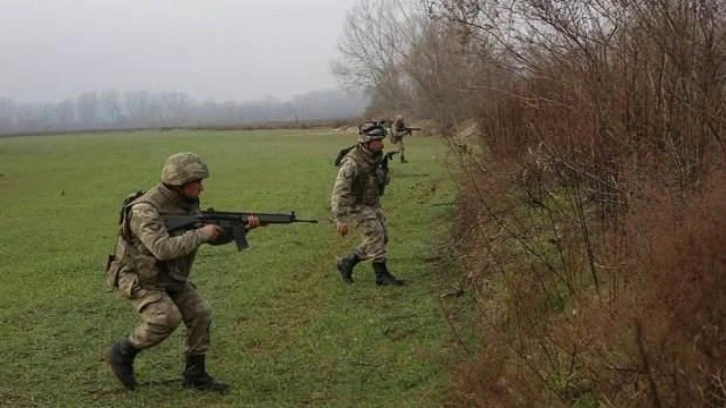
[331,158,358,223]
[129,203,207,261]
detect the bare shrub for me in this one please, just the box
[425,0,726,406]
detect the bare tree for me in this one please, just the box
[0,97,17,133]
[54,98,76,130]
[76,92,99,128]
[100,91,123,125]
[332,0,425,113]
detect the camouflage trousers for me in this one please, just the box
[391,137,405,154]
[117,271,211,356]
[351,205,389,263]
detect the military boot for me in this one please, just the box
[372,262,405,286]
[182,354,230,394]
[400,154,408,163]
[107,338,140,390]
[336,253,361,284]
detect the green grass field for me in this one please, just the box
[0,129,473,407]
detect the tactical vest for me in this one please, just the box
[109,184,199,290]
[343,146,383,206]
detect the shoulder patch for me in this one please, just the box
[338,158,358,179]
[130,202,157,217]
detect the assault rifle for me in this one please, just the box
[376,150,399,195]
[335,146,400,167]
[162,209,318,251]
[382,150,399,164]
[393,126,421,136]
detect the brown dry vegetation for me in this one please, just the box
[437,1,726,406]
[336,0,726,406]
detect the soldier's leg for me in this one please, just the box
[336,252,361,283]
[371,208,404,285]
[399,140,407,163]
[171,284,229,394]
[353,206,387,263]
[108,274,182,390]
[354,208,402,286]
[128,292,183,349]
[335,209,370,284]
[107,338,139,390]
[169,284,212,356]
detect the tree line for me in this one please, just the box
[0,89,368,134]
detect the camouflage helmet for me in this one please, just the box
[357,121,387,143]
[161,152,210,186]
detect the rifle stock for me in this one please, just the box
[162,209,318,251]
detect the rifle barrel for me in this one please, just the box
[295,219,319,223]
[200,210,318,224]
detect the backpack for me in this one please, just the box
[105,190,145,288]
[117,190,146,240]
[334,145,356,167]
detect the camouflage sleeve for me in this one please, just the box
[331,158,358,222]
[129,203,206,261]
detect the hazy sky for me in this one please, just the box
[0,0,357,103]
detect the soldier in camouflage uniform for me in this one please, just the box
[331,122,404,286]
[105,152,260,393]
[390,114,410,163]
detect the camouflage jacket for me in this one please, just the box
[391,119,407,137]
[108,183,207,290]
[331,144,387,222]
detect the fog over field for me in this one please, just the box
[0,0,366,132]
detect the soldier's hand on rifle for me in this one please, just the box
[246,215,261,230]
[336,221,349,237]
[200,224,223,241]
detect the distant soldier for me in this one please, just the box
[390,114,410,163]
[331,121,405,286]
[105,152,260,393]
